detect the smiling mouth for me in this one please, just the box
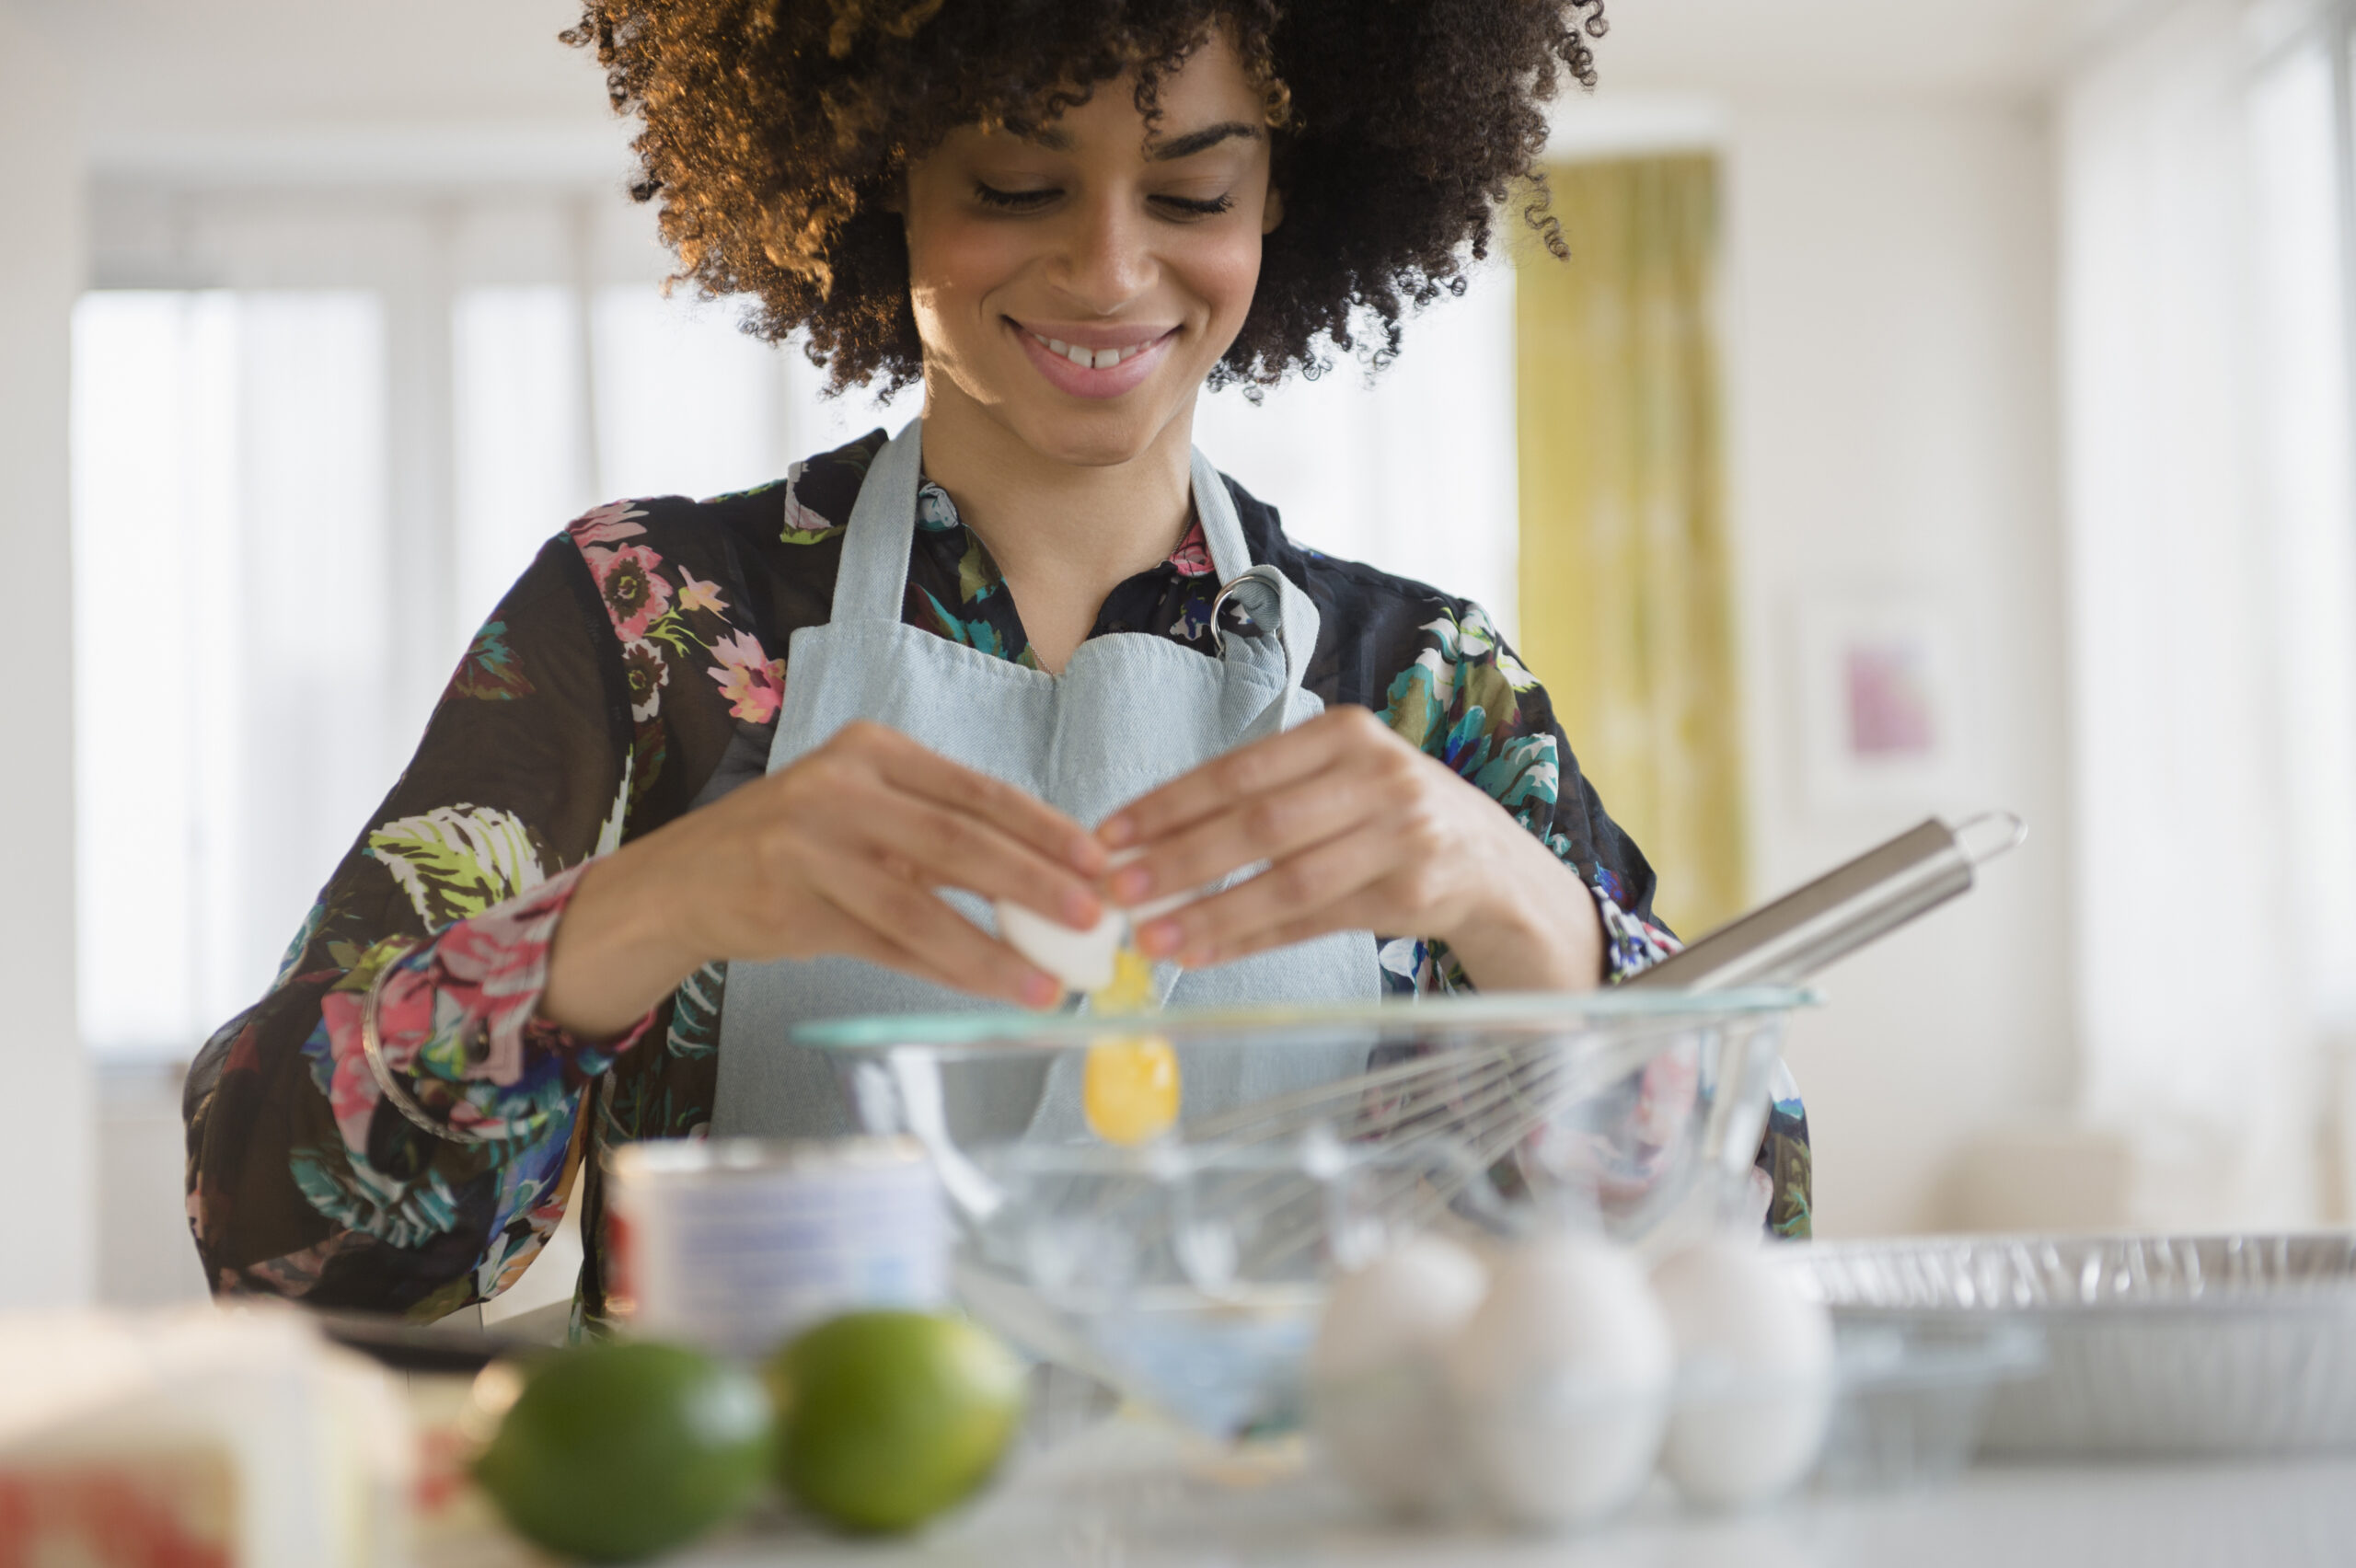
[1020,327,1170,371]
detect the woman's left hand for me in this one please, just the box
[1095,706,1606,991]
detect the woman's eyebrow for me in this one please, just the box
[1147,122,1262,161]
[1008,121,1261,159]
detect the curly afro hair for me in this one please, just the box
[563,0,1608,395]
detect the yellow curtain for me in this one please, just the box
[1515,155,1746,937]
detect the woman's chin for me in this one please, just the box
[997,396,1192,471]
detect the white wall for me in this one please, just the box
[1715,98,2074,1236]
[0,3,94,1306]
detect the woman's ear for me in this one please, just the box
[1261,185,1284,235]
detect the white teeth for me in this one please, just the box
[1029,329,1149,372]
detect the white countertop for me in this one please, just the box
[653,1416,2356,1568]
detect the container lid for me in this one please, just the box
[606,1134,928,1182]
[789,986,1813,1057]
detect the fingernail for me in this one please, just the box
[1135,919,1181,958]
[1098,814,1137,848]
[1021,972,1063,1009]
[1063,888,1102,928]
[1111,865,1154,905]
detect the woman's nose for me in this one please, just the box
[1051,192,1156,313]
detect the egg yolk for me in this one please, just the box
[1082,1036,1180,1147]
[1082,948,1179,1145]
[1092,946,1157,1015]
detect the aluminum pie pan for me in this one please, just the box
[1789,1233,2356,1458]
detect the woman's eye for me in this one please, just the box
[973,181,1057,212]
[968,182,1234,219]
[1153,193,1237,219]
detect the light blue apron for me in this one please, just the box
[711,420,1381,1140]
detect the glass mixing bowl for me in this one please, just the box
[795,988,1808,1436]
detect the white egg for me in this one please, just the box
[995,899,1124,994]
[1309,1234,1489,1516]
[1649,1237,1834,1510]
[1444,1234,1672,1531]
[997,849,1200,995]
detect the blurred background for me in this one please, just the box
[3,0,2353,1311]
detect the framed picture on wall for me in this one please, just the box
[1796,594,1964,811]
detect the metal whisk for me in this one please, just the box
[1172,1013,1718,1270]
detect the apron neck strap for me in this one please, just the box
[1188,446,1255,583]
[829,418,928,625]
[1190,448,1321,694]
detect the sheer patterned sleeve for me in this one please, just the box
[1369,600,1679,997]
[183,513,660,1319]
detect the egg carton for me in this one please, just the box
[1794,1233,2356,1459]
[1812,1313,2044,1490]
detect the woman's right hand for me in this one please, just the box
[538,721,1106,1039]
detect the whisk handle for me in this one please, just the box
[1624,813,2024,992]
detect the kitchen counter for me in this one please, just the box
[602,1416,2356,1568]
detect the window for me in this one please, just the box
[2249,32,2356,1031]
[73,290,393,1057]
[2059,0,2356,1216]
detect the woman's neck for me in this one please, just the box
[916,379,1196,674]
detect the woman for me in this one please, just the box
[184,0,1809,1321]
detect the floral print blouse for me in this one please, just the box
[182,432,1812,1322]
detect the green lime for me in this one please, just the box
[765,1310,1027,1533]
[473,1340,770,1563]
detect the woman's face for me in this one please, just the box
[901,32,1279,469]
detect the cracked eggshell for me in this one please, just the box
[1309,1235,1490,1516]
[996,900,1124,994]
[1650,1238,1833,1510]
[1445,1235,1672,1532]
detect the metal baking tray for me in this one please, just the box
[1792,1233,2356,1458]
